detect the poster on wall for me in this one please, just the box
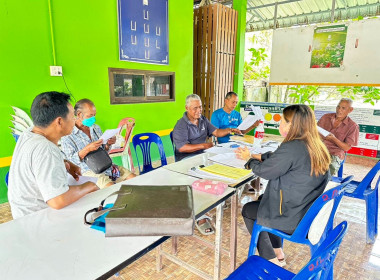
[240,102,288,133]
[118,0,169,65]
[310,25,347,68]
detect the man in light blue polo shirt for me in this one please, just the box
[211,92,260,143]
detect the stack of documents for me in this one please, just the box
[250,141,279,154]
[230,135,254,145]
[205,142,243,154]
[202,164,252,180]
[209,153,247,169]
[188,163,252,184]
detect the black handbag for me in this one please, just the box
[70,129,113,174]
[83,147,113,174]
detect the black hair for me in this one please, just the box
[30,91,71,128]
[74,99,95,116]
[225,91,238,99]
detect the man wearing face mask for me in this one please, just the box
[61,99,135,188]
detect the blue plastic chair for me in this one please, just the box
[248,176,353,260]
[226,221,348,280]
[337,156,345,178]
[5,171,9,187]
[334,161,380,243]
[12,133,19,142]
[132,133,167,175]
[169,131,175,152]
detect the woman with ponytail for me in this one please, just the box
[235,104,331,266]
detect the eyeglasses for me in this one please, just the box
[190,106,202,111]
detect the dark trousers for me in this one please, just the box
[242,201,288,260]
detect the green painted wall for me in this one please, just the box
[0,0,194,202]
[233,0,247,100]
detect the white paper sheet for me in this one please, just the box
[205,146,234,154]
[237,115,259,130]
[209,153,247,169]
[237,106,264,130]
[317,126,330,137]
[205,142,243,154]
[67,174,98,186]
[250,146,277,154]
[99,128,121,144]
[188,168,237,184]
[249,141,279,154]
[250,105,264,119]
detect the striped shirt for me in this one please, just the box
[61,125,112,176]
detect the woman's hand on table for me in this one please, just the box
[235,147,262,162]
[235,146,251,161]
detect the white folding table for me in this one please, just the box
[0,168,235,280]
[163,153,254,272]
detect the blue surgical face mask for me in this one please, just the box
[82,116,96,127]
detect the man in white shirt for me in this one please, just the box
[8,91,99,219]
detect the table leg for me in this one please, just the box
[230,192,238,272]
[172,236,178,255]
[156,244,163,271]
[213,203,224,280]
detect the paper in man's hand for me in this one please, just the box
[237,106,264,130]
[67,174,98,186]
[317,126,330,137]
[100,128,121,144]
[250,105,264,120]
[237,115,258,130]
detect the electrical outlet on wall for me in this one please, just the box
[50,66,63,76]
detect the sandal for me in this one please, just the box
[277,257,286,267]
[195,215,215,235]
[247,187,257,193]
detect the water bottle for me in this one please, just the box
[253,121,264,147]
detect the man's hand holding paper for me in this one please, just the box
[237,106,263,131]
[317,126,331,138]
[100,128,121,144]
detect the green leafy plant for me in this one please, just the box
[288,85,321,104]
[337,86,380,105]
[244,33,271,82]
[248,47,267,66]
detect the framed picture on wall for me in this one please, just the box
[118,0,169,65]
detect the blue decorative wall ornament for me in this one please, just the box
[118,0,169,65]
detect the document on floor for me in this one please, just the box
[67,174,98,186]
[209,153,247,169]
[100,128,121,144]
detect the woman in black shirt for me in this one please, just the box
[235,104,330,266]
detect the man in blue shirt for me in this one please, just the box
[211,92,259,143]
